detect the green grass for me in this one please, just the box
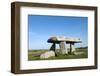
[28,48,88,61]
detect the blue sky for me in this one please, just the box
[28,15,88,50]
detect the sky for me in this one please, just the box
[28,15,88,50]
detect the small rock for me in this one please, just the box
[40,51,55,59]
[74,52,84,55]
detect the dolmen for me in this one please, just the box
[40,36,82,59]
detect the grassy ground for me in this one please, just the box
[28,48,88,61]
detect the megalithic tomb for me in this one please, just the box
[47,36,82,54]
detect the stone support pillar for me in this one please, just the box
[59,41,68,54]
[71,43,75,52]
[69,43,75,54]
[50,43,56,51]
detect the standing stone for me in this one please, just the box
[50,43,58,56]
[50,43,56,51]
[59,41,68,54]
[69,43,75,54]
[71,44,75,52]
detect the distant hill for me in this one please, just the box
[77,46,88,49]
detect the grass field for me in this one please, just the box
[28,47,88,61]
